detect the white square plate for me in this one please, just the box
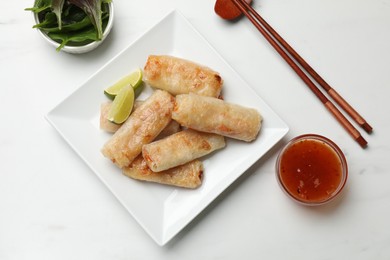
[46,10,289,246]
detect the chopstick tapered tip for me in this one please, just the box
[362,122,373,134]
[356,135,368,148]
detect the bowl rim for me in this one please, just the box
[33,1,114,54]
[275,134,348,206]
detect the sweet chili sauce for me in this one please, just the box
[276,135,348,205]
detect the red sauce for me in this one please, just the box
[277,136,346,204]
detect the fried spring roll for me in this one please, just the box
[142,129,225,172]
[122,156,203,189]
[100,101,180,136]
[172,93,263,142]
[101,90,174,168]
[143,55,223,97]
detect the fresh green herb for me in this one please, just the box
[68,0,104,40]
[48,16,109,51]
[33,12,57,29]
[25,0,52,13]
[25,0,111,51]
[49,25,99,51]
[52,0,65,29]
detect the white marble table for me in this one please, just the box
[1,0,390,259]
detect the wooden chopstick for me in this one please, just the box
[231,0,369,147]
[237,0,372,134]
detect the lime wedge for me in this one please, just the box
[104,68,143,99]
[107,85,135,124]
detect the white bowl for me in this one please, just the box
[33,2,114,54]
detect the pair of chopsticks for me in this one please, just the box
[231,0,372,148]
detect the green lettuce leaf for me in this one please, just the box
[67,0,103,40]
[48,15,109,51]
[49,26,99,51]
[52,0,65,29]
[33,12,57,29]
[25,0,52,13]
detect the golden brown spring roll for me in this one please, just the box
[100,101,180,136]
[142,129,225,172]
[172,93,262,142]
[101,90,174,168]
[122,156,203,189]
[143,55,223,97]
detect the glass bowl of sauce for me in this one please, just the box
[276,134,348,206]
